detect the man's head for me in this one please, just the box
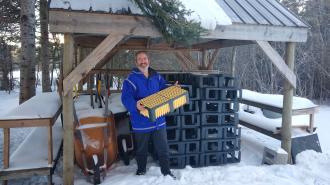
[135,51,150,72]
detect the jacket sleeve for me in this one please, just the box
[158,74,169,90]
[121,79,138,113]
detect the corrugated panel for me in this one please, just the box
[265,0,307,27]
[247,0,283,26]
[224,0,256,24]
[256,0,296,26]
[236,0,270,25]
[216,0,243,23]
[217,0,307,28]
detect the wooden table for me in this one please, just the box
[239,90,318,139]
[0,92,62,184]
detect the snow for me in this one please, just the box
[238,104,311,133]
[49,0,232,30]
[180,0,232,29]
[242,89,317,110]
[1,89,330,185]
[0,92,61,120]
[5,119,63,170]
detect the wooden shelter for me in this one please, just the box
[49,0,309,184]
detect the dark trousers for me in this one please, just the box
[134,128,170,175]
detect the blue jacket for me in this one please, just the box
[121,67,168,133]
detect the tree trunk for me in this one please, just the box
[40,0,51,92]
[19,0,36,104]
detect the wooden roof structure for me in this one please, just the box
[48,0,309,184]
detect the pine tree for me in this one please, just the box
[132,0,207,46]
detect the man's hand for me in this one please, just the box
[136,101,146,111]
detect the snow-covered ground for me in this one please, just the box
[0,88,329,184]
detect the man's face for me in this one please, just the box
[136,52,150,71]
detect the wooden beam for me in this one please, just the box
[207,49,220,70]
[206,24,308,42]
[49,11,161,37]
[190,39,253,49]
[62,33,74,185]
[174,52,190,71]
[230,47,237,76]
[281,42,296,164]
[256,41,296,88]
[63,34,125,95]
[3,128,10,169]
[175,51,199,70]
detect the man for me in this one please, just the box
[121,51,176,178]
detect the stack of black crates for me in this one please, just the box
[163,73,241,168]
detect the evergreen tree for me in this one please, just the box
[132,0,207,46]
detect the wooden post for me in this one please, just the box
[48,126,53,165]
[201,50,208,69]
[281,42,296,164]
[231,47,237,76]
[62,33,74,185]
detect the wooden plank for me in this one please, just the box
[281,42,296,164]
[63,34,125,96]
[256,40,296,88]
[248,0,283,26]
[239,120,281,140]
[240,99,283,113]
[48,126,53,165]
[190,39,253,49]
[308,114,315,133]
[207,24,308,42]
[0,119,52,128]
[224,0,256,24]
[231,47,237,76]
[0,167,51,180]
[217,0,242,23]
[265,0,307,27]
[3,128,10,169]
[62,33,74,185]
[257,0,295,26]
[49,11,161,37]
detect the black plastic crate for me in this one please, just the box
[202,126,223,139]
[185,141,200,153]
[186,154,200,167]
[165,115,181,128]
[168,142,185,155]
[218,75,239,88]
[182,128,201,141]
[168,107,180,116]
[221,113,239,125]
[223,126,241,139]
[167,128,180,142]
[201,100,238,113]
[201,140,222,152]
[169,155,186,169]
[181,114,200,128]
[180,100,199,114]
[200,152,222,166]
[218,88,240,101]
[201,113,222,125]
[221,138,241,151]
[220,150,241,164]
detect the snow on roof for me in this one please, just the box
[0,92,61,120]
[49,0,232,30]
[242,89,317,110]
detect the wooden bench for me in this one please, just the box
[238,90,318,140]
[0,92,62,185]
